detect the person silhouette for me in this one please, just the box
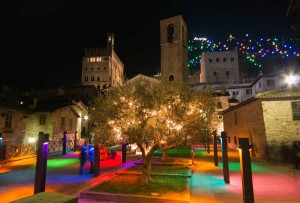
[79,140,88,175]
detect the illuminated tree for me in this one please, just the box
[91,78,216,183]
[151,81,216,161]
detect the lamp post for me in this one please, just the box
[213,131,218,166]
[63,131,67,155]
[221,131,230,184]
[34,132,49,194]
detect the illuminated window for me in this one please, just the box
[4,113,12,128]
[167,24,174,43]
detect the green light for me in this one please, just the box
[47,158,78,168]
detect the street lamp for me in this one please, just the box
[285,74,297,85]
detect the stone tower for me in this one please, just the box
[160,15,189,82]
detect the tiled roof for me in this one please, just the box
[256,86,300,99]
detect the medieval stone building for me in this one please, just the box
[82,32,124,92]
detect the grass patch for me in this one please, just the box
[125,164,190,175]
[90,174,187,196]
[154,146,192,156]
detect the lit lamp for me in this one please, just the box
[28,137,36,143]
[285,74,297,85]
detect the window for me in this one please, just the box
[4,113,12,128]
[208,59,213,63]
[40,115,46,125]
[167,24,174,43]
[223,58,227,62]
[85,68,87,71]
[103,85,107,89]
[231,57,234,62]
[91,76,95,81]
[213,72,220,82]
[246,89,252,95]
[97,77,100,81]
[169,75,174,81]
[266,79,275,86]
[216,58,219,62]
[217,102,222,109]
[84,76,88,81]
[234,112,237,124]
[226,71,230,80]
[234,136,237,144]
[104,67,107,70]
[98,67,100,70]
[292,101,300,120]
[91,67,93,71]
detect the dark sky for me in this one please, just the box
[0,0,298,89]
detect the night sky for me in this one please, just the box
[0,0,298,89]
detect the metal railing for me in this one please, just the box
[0,139,78,161]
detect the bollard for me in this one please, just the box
[238,138,254,203]
[213,131,218,166]
[93,145,100,177]
[63,131,67,155]
[122,143,127,164]
[34,132,49,194]
[74,131,78,152]
[221,131,230,184]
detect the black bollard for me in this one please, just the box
[93,145,100,177]
[63,131,67,155]
[213,131,218,166]
[221,131,230,184]
[34,132,49,194]
[122,143,127,164]
[74,131,78,152]
[238,138,254,203]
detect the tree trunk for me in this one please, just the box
[141,155,152,183]
[161,149,169,162]
[138,143,156,184]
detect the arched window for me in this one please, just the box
[167,24,174,43]
[169,75,174,81]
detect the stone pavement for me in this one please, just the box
[1,148,300,203]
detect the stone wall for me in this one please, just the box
[262,100,300,161]
[0,109,27,146]
[223,99,268,159]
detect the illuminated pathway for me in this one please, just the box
[190,149,300,203]
[0,151,140,203]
